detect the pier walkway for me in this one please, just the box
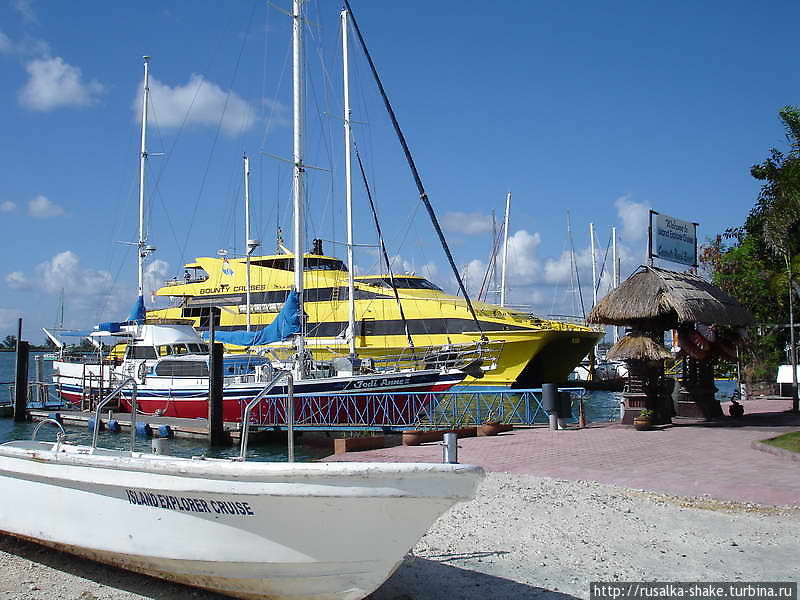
[328,397,800,507]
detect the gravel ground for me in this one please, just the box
[1,473,797,600]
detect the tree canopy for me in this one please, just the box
[701,106,800,381]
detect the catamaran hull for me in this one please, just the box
[0,443,483,600]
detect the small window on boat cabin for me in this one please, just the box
[172,344,189,355]
[188,343,206,353]
[158,345,172,356]
[154,360,209,377]
[126,346,158,359]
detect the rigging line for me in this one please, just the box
[595,233,612,296]
[567,211,586,319]
[179,0,259,268]
[352,137,416,356]
[479,222,505,301]
[342,0,484,338]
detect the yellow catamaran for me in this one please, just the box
[148,249,601,389]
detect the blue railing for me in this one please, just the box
[246,387,621,430]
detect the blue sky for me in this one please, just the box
[1,0,798,340]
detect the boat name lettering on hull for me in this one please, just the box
[351,377,411,389]
[125,489,255,516]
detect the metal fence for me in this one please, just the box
[245,387,620,430]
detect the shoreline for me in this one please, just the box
[0,472,797,600]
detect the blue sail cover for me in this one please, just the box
[207,291,301,347]
[96,295,146,333]
[127,295,146,323]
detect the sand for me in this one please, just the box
[0,472,797,600]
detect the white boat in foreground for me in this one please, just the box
[0,439,483,599]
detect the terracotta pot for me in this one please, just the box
[478,421,503,437]
[632,417,652,431]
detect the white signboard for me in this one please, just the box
[650,211,697,267]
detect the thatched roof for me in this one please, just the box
[587,266,754,330]
[607,332,672,361]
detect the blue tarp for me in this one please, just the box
[205,290,301,347]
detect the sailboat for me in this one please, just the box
[3,5,485,599]
[52,34,470,421]
[147,13,601,389]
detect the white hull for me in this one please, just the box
[0,441,483,599]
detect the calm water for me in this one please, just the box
[0,353,737,460]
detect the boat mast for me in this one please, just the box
[341,8,356,357]
[500,192,510,307]
[491,209,500,302]
[244,153,252,331]
[292,0,305,378]
[612,226,618,343]
[137,56,150,302]
[590,222,597,307]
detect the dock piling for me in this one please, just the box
[208,342,228,446]
[14,340,29,423]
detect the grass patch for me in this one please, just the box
[762,431,800,453]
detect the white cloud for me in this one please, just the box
[19,56,104,111]
[35,251,112,295]
[505,230,542,283]
[12,0,37,23]
[0,200,16,212]
[143,259,170,299]
[5,271,30,290]
[0,31,12,54]
[614,194,649,242]
[27,194,65,218]
[0,308,23,335]
[137,74,257,136]
[442,211,494,235]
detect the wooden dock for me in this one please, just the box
[27,409,244,440]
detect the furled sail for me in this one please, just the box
[208,291,301,347]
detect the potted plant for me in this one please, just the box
[728,398,745,418]
[478,410,503,437]
[633,409,654,431]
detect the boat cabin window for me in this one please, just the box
[250,257,347,272]
[355,277,442,291]
[159,343,207,356]
[154,360,209,377]
[126,346,157,360]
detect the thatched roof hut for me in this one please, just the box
[587,266,754,330]
[607,332,672,362]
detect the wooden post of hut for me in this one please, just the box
[588,266,753,426]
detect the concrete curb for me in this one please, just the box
[751,440,800,463]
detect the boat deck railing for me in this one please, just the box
[1,380,65,410]
[367,340,505,374]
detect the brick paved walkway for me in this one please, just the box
[327,398,800,506]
